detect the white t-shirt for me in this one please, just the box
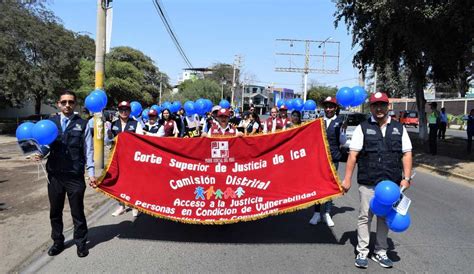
[349,116,412,152]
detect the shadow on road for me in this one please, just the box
[87,208,348,246]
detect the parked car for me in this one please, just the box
[399,110,419,127]
[339,111,369,154]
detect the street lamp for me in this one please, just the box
[220,78,227,100]
[318,37,332,48]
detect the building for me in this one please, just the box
[177,68,213,84]
[271,88,295,107]
[241,85,270,114]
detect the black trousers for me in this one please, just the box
[438,122,447,139]
[429,124,438,155]
[468,132,473,153]
[48,173,88,247]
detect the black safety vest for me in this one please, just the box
[46,115,87,176]
[325,116,343,162]
[357,118,404,186]
[111,119,138,137]
[144,123,160,134]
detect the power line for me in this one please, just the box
[152,0,193,68]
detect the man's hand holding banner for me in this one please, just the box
[98,119,343,224]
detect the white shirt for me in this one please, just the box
[349,116,412,152]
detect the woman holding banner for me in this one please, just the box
[245,113,261,135]
[143,109,161,137]
[205,108,244,137]
[106,101,143,217]
[309,96,346,227]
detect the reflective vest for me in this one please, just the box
[325,116,344,162]
[265,117,283,132]
[46,115,87,175]
[162,120,176,137]
[357,119,403,186]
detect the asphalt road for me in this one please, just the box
[24,166,473,273]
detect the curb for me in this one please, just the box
[416,164,474,183]
[15,200,115,273]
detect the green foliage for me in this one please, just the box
[175,79,222,104]
[306,85,337,105]
[333,0,473,139]
[0,2,95,113]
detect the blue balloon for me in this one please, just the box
[370,198,392,217]
[386,210,411,233]
[141,108,150,120]
[85,94,105,113]
[204,99,213,112]
[130,101,142,117]
[171,101,182,113]
[184,101,195,115]
[351,86,367,107]
[219,99,230,109]
[32,120,58,145]
[336,87,354,107]
[277,99,285,108]
[374,180,400,206]
[304,99,317,111]
[162,101,172,111]
[285,99,295,110]
[195,99,207,115]
[91,89,107,109]
[16,122,35,141]
[293,98,304,111]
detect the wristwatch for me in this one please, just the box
[403,177,412,183]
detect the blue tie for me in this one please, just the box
[62,117,68,132]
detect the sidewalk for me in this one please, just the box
[409,132,474,182]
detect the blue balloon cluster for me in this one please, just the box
[369,180,411,233]
[16,120,58,145]
[336,86,367,108]
[219,99,230,109]
[85,89,107,113]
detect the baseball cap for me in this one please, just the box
[322,96,338,106]
[211,105,222,112]
[279,105,288,111]
[369,92,389,104]
[217,108,230,117]
[118,101,131,109]
[148,109,158,116]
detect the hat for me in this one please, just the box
[211,105,222,112]
[148,109,158,116]
[279,105,288,111]
[322,96,338,106]
[217,108,230,117]
[369,92,389,104]
[118,101,131,109]
[429,102,438,107]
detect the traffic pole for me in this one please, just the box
[94,0,107,169]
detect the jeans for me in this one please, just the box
[438,122,447,139]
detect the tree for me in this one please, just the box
[306,85,337,105]
[208,63,239,100]
[171,79,222,104]
[0,2,95,113]
[77,46,171,107]
[334,0,473,139]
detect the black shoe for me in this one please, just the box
[77,245,89,258]
[47,243,64,256]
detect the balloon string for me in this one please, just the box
[36,160,50,184]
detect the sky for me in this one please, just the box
[48,0,361,93]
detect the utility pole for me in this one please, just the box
[231,55,242,106]
[159,72,163,104]
[275,38,340,101]
[94,0,108,169]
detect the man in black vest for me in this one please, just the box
[105,101,143,217]
[35,90,96,258]
[342,92,412,269]
[309,96,346,227]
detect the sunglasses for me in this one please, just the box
[60,100,75,106]
[118,108,130,112]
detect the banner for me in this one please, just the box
[98,119,343,224]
